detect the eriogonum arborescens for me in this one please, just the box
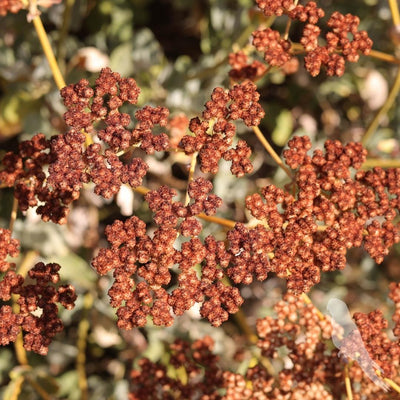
[230,1,373,79]
[178,80,264,176]
[1,67,399,333]
[0,228,76,354]
[244,136,400,293]
[92,131,400,329]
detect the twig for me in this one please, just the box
[12,250,39,367]
[362,67,400,146]
[368,49,400,64]
[344,363,354,400]
[362,158,400,168]
[184,152,198,206]
[388,0,400,27]
[252,126,293,179]
[76,292,93,400]
[31,15,66,90]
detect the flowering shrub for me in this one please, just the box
[0,0,400,399]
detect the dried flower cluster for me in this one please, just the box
[0,228,76,354]
[129,288,400,399]
[234,0,373,78]
[179,81,265,176]
[0,68,165,223]
[91,131,400,329]
[244,136,400,293]
[91,178,243,328]
[0,0,23,16]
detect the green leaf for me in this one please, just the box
[271,109,293,146]
[50,253,97,290]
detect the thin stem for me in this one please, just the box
[133,186,150,196]
[12,251,39,366]
[362,158,400,168]
[31,15,66,90]
[362,67,400,146]
[184,152,198,206]
[197,213,236,229]
[26,375,52,400]
[344,364,354,400]
[283,0,299,40]
[388,0,400,26]
[76,292,93,400]
[252,126,293,179]
[368,49,400,64]
[8,375,24,400]
[375,369,400,393]
[291,42,400,65]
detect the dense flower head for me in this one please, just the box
[179,81,264,175]
[243,136,399,293]
[129,286,400,398]
[252,1,373,77]
[0,259,77,354]
[91,178,243,328]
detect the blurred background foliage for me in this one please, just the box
[1,0,400,399]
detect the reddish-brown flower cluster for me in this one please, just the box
[0,68,170,223]
[257,293,400,398]
[243,136,400,293]
[129,290,400,398]
[389,282,400,337]
[0,0,23,16]
[228,50,268,82]
[0,229,76,354]
[129,335,276,399]
[129,336,224,399]
[252,0,373,76]
[92,132,400,328]
[179,81,264,176]
[92,177,245,328]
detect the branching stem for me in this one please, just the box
[252,126,293,179]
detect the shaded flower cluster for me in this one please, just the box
[129,290,400,399]
[252,0,373,76]
[0,0,23,16]
[0,229,76,354]
[256,293,400,398]
[179,81,264,176]
[242,135,400,293]
[228,50,268,82]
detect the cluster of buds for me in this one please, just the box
[129,286,400,398]
[179,81,265,176]
[0,228,76,354]
[230,0,373,79]
[244,136,400,293]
